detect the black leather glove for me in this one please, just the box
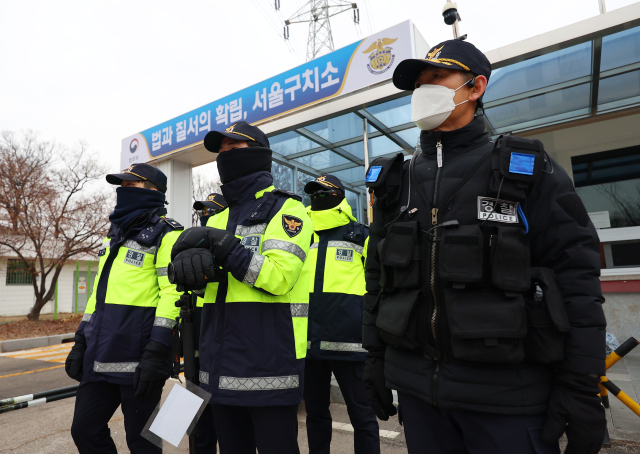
[133,340,172,399]
[65,334,86,382]
[171,226,240,266]
[169,248,217,291]
[363,354,397,421]
[542,370,606,454]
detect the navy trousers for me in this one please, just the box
[304,359,380,454]
[398,391,561,454]
[71,380,161,454]
[212,403,300,454]
[196,404,217,454]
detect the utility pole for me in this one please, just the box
[284,1,360,61]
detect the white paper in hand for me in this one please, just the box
[149,383,204,447]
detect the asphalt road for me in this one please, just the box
[3,347,640,454]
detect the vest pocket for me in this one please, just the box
[491,226,530,292]
[445,288,526,363]
[523,267,569,363]
[439,225,484,285]
[380,222,421,290]
[376,290,424,353]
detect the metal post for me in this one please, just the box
[598,0,607,15]
[87,261,92,301]
[452,21,460,39]
[363,117,372,224]
[74,262,79,315]
[54,276,58,321]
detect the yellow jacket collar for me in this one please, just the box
[307,198,356,231]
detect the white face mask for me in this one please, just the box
[411,80,471,131]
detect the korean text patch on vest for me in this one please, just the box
[98,248,106,257]
[124,249,145,267]
[241,235,262,253]
[477,197,519,224]
[335,248,354,262]
[509,153,536,176]
[282,215,303,238]
[366,166,383,183]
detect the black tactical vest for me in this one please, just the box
[367,135,570,365]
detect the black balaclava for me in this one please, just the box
[310,190,345,211]
[109,187,166,228]
[216,147,272,184]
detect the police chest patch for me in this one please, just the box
[241,235,261,253]
[477,197,519,224]
[124,250,145,267]
[282,215,303,238]
[98,248,106,257]
[335,248,353,262]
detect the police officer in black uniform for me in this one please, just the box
[191,193,227,454]
[362,40,607,454]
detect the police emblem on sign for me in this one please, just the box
[282,215,303,238]
[335,248,353,262]
[477,197,519,224]
[124,250,145,267]
[241,235,261,254]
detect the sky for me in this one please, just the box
[1,0,638,179]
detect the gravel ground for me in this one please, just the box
[0,313,80,341]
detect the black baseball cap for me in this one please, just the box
[203,121,269,153]
[304,174,345,194]
[193,193,227,211]
[106,163,168,193]
[393,39,492,91]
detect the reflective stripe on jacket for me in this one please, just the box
[199,171,312,407]
[306,198,369,362]
[77,216,182,385]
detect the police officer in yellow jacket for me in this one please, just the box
[65,163,183,454]
[191,193,227,454]
[304,175,380,454]
[170,122,312,454]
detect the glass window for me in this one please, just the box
[610,241,640,267]
[484,42,592,103]
[572,146,640,228]
[269,131,319,157]
[296,171,316,207]
[331,166,366,184]
[369,135,402,158]
[294,149,351,170]
[272,161,293,191]
[366,96,412,128]
[341,141,365,160]
[395,128,421,149]
[597,70,640,110]
[484,83,591,131]
[6,260,34,286]
[305,113,363,143]
[601,26,640,72]
[345,189,360,221]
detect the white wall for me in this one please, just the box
[0,259,95,317]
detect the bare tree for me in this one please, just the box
[0,131,112,320]
[192,165,222,226]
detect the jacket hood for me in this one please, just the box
[307,197,356,232]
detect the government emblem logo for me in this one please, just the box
[282,215,303,238]
[362,38,398,75]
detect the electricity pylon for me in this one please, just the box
[284,1,360,61]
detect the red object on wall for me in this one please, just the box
[601,280,640,293]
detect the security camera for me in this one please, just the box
[442,1,460,26]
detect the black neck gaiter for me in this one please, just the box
[216,147,272,184]
[310,193,344,211]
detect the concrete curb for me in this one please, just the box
[0,332,75,353]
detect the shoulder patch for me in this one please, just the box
[282,215,304,238]
[162,218,184,230]
[273,189,303,202]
